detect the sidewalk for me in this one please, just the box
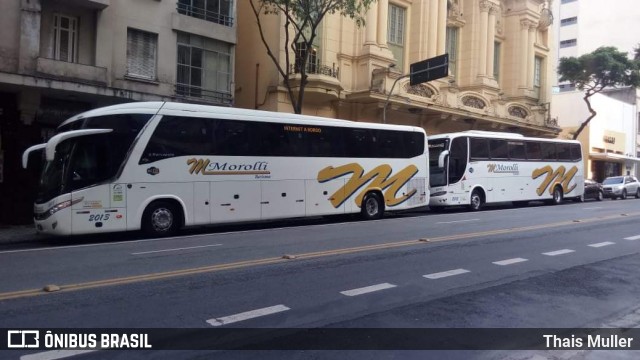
[0,224,42,245]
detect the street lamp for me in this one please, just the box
[382,72,410,124]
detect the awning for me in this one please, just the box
[589,152,640,163]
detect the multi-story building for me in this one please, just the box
[236,0,559,139]
[0,0,236,224]
[551,0,640,179]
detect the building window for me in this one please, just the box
[176,32,232,105]
[493,41,501,82]
[559,39,577,48]
[126,29,158,80]
[446,27,459,79]
[53,13,78,63]
[561,0,577,4]
[177,0,234,27]
[559,83,576,92]
[534,56,543,98]
[388,4,405,71]
[560,16,578,26]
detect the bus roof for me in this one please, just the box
[60,101,425,133]
[428,130,580,143]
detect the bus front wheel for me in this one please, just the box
[361,192,384,220]
[468,190,484,211]
[142,201,181,237]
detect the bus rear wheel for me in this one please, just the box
[142,201,181,237]
[468,190,484,211]
[361,192,384,220]
[551,186,563,205]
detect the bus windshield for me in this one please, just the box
[36,114,152,203]
[428,138,449,187]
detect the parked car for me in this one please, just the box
[601,176,640,200]
[582,179,604,201]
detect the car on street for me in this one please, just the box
[581,179,604,201]
[601,175,640,200]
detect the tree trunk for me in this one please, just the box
[572,92,597,140]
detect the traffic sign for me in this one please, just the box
[409,54,449,86]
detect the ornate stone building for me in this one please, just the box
[235,0,559,138]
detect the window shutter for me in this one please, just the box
[127,29,157,80]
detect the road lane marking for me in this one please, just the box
[492,258,528,266]
[542,249,575,256]
[340,283,397,296]
[206,305,290,327]
[436,219,479,224]
[582,207,603,210]
[588,241,615,248]
[624,235,640,241]
[21,350,99,360]
[423,269,470,279]
[2,211,639,301]
[131,243,222,255]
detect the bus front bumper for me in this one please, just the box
[34,210,72,236]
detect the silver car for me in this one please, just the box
[602,176,640,200]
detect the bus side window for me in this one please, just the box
[345,129,374,158]
[508,141,526,160]
[557,143,572,161]
[141,116,210,164]
[489,139,508,159]
[526,142,542,160]
[541,142,557,161]
[570,143,582,161]
[469,138,489,161]
[212,119,250,156]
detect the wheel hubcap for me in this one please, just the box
[471,195,480,209]
[151,208,173,232]
[366,198,378,216]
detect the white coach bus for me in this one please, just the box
[22,102,429,236]
[428,131,584,211]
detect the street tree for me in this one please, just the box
[557,46,640,140]
[249,0,375,114]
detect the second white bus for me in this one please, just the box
[23,102,429,236]
[428,131,584,211]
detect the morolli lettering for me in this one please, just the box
[187,158,270,176]
[543,334,633,349]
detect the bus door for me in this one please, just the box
[447,137,468,201]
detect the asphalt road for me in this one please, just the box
[2,199,640,359]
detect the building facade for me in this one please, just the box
[551,0,640,179]
[236,0,560,138]
[0,0,236,224]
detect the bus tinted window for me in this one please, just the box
[541,142,557,160]
[345,129,375,158]
[557,143,571,161]
[570,143,582,161]
[526,142,542,160]
[309,126,344,157]
[142,116,211,163]
[489,139,508,159]
[508,141,526,160]
[470,138,489,160]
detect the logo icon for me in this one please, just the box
[147,167,160,176]
[7,330,39,348]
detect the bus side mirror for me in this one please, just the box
[22,143,46,169]
[438,150,449,168]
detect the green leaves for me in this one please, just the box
[558,46,640,92]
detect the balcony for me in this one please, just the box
[177,1,234,27]
[66,0,110,10]
[175,84,233,106]
[287,61,342,104]
[36,57,107,86]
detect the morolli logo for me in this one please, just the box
[187,158,271,178]
[487,163,520,175]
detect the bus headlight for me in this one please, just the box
[430,191,447,197]
[36,198,83,220]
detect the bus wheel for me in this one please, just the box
[361,192,384,220]
[143,201,181,237]
[552,186,563,205]
[468,190,484,211]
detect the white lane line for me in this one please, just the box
[542,249,575,256]
[436,219,480,224]
[206,304,290,327]
[624,235,640,241]
[582,207,603,210]
[588,241,616,248]
[21,350,99,360]
[423,268,470,279]
[492,257,528,266]
[131,243,222,255]
[340,283,397,297]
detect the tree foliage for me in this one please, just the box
[557,46,640,140]
[249,0,376,114]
